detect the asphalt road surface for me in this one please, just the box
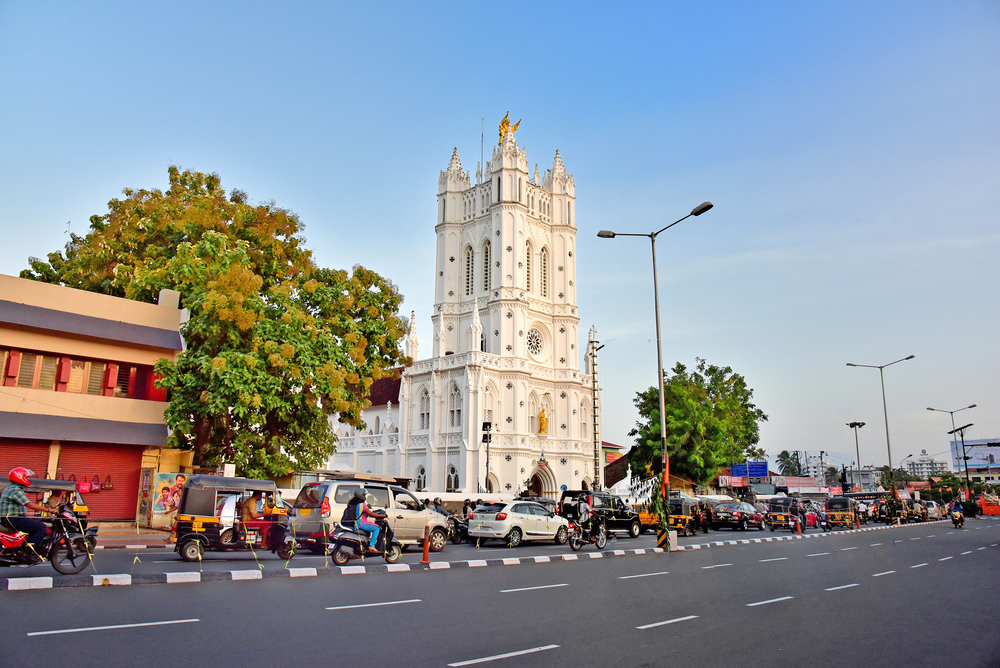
[3,520,997,668]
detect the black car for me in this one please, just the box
[712,501,766,531]
[558,490,642,538]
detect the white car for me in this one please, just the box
[468,500,569,547]
[922,500,943,520]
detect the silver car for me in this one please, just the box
[468,500,569,547]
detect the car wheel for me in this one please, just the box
[739,519,747,531]
[507,526,523,548]
[429,528,448,552]
[554,526,568,545]
[628,520,641,539]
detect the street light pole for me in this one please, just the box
[927,404,976,484]
[846,355,915,473]
[948,423,975,496]
[847,421,865,491]
[598,201,714,548]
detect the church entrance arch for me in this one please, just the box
[528,463,558,499]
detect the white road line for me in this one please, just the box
[840,547,858,551]
[807,553,830,557]
[501,583,568,593]
[746,596,793,607]
[326,599,420,610]
[977,547,986,551]
[28,619,198,637]
[927,535,935,537]
[620,572,669,580]
[759,557,788,562]
[947,532,954,535]
[825,584,859,591]
[872,571,895,577]
[910,537,920,541]
[911,563,928,568]
[448,645,559,667]
[961,551,972,555]
[701,564,732,569]
[870,543,881,546]
[637,615,699,630]
[939,557,953,561]
[894,540,903,543]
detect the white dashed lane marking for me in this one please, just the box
[911,563,928,568]
[28,619,199,636]
[500,583,567,593]
[746,596,793,607]
[825,583,859,591]
[873,571,895,577]
[807,553,830,557]
[759,557,788,562]
[619,572,669,580]
[636,615,699,630]
[702,564,732,569]
[840,547,857,551]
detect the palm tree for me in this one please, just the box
[776,450,801,476]
[825,466,840,486]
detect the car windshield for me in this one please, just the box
[715,503,739,511]
[293,483,328,509]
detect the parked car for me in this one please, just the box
[558,490,642,538]
[468,500,569,547]
[289,479,450,553]
[712,502,766,530]
[922,500,943,520]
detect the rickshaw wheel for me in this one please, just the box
[219,529,236,546]
[179,540,203,562]
[277,544,295,560]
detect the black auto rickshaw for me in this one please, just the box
[824,496,858,530]
[767,497,804,531]
[667,498,700,536]
[171,475,295,561]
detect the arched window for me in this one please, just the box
[447,465,459,492]
[419,388,430,430]
[464,246,474,296]
[480,332,486,353]
[416,466,426,492]
[482,240,491,292]
[484,388,494,427]
[525,242,533,293]
[580,404,589,438]
[449,386,462,428]
[374,416,380,433]
[528,397,537,432]
[518,178,522,202]
[539,247,549,298]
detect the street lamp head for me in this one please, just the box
[691,201,714,216]
[904,355,915,360]
[846,363,857,367]
[926,407,934,411]
[968,404,977,409]
[596,230,616,239]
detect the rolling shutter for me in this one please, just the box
[56,443,143,520]
[0,440,52,477]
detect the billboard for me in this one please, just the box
[950,438,1000,469]
[730,462,768,477]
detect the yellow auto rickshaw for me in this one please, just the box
[824,496,858,530]
[667,498,701,536]
[170,475,295,561]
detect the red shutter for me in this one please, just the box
[56,443,143,520]
[0,440,52,477]
[4,351,20,387]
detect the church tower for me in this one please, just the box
[346,120,596,497]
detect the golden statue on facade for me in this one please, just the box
[498,112,521,146]
[538,408,547,434]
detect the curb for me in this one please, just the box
[4,518,962,591]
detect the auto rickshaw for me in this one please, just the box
[667,498,700,536]
[767,497,804,531]
[171,475,295,561]
[824,496,858,530]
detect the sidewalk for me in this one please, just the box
[91,522,172,549]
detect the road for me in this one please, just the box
[2,520,997,668]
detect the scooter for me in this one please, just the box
[448,516,469,544]
[329,516,402,565]
[952,510,964,529]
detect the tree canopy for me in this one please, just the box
[627,358,768,488]
[23,167,406,478]
[776,450,802,476]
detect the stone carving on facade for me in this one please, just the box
[439,147,471,193]
[405,311,419,361]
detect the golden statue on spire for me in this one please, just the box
[498,111,521,146]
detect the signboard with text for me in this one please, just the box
[730,462,769,477]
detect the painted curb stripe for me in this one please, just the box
[165,572,200,584]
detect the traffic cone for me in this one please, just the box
[796,517,802,536]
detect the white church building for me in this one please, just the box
[326,126,602,498]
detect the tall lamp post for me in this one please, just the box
[948,422,975,496]
[846,355,915,476]
[927,404,976,488]
[898,453,913,482]
[598,201,714,547]
[847,421,865,491]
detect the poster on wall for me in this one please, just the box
[150,472,188,529]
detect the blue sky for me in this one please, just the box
[2,2,997,472]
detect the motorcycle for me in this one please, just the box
[329,516,402,566]
[0,504,96,574]
[448,516,469,545]
[952,510,964,529]
[568,517,607,551]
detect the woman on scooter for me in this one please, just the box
[342,489,386,552]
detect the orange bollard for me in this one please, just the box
[420,525,430,565]
[796,517,802,536]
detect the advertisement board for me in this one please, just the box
[730,462,769,477]
[951,439,1000,469]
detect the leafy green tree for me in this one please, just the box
[825,466,840,486]
[776,450,802,476]
[627,358,768,488]
[23,167,406,478]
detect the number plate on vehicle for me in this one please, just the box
[299,508,310,516]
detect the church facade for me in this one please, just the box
[327,126,601,497]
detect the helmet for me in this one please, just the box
[434,497,443,504]
[464,499,471,505]
[353,489,366,502]
[8,467,34,486]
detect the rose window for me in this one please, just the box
[527,329,543,355]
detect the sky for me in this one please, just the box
[2,2,997,474]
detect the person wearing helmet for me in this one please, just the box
[1,467,48,563]
[433,497,450,517]
[342,489,386,552]
[576,494,593,535]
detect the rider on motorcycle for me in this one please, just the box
[342,489,386,553]
[0,467,48,564]
[576,495,594,536]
